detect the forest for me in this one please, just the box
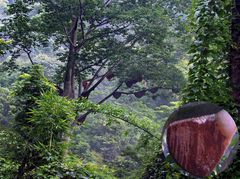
[0,0,239,178]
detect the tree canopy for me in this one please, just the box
[1,0,240,178]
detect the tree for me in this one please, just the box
[11,65,56,177]
[1,0,184,107]
[1,65,118,178]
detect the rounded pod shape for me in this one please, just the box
[162,102,239,178]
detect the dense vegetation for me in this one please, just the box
[0,0,239,178]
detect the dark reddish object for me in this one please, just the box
[106,72,114,80]
[125,79,137,88]
[134,90,146,98]
[165,105,237,177]
[77,113,87,123]
[82,80,90,90]
[149,87,158,94]
[113,92,121,99]
[125,74,143,87]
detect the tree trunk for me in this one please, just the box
[63,16,78,98]
[78,78,82,98]
[230,1,240,116]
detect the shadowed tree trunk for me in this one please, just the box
[230,1,240,118]
[63,16,78,98]
[229,0,240,169]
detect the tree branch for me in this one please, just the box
[104,0,112,7]
[49,0,77,48]
[98,82,123,104]
[23,48,34,65]
[86,59,109,90]
[81,60,121,97]
[103,113,160,140]
[77,82,123,123]
[76,24,130,52]
[118,87,172,95]
[77,59,104,73]
[77,109,161,140]
[78,0,85,40]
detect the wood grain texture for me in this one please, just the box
[167,111,237,177]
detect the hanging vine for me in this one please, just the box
[184,0,240,178]
[143,0,240,178]
[183,0,237,117]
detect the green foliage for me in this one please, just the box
[0,128,21,179]
[0,1,192,178]
[1,0,185,98]
[12,65,56,135]
[0,68,21,124]
[1,0,47,61]
[12,88,116,178]
[0,156,18,179]
[0,87,11,121]
[79,102,161,140]
[26,91,76,161]
[182,0,237,116]
[145,1,240,178]
[181,0,240,178]
[71,103,163,178]
[0,69,19,87]
[0,38,11,55]
[2,65,60,177]
[27,151,116,179]
[1,64,162,178]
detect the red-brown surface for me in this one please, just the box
[167,112,237,177]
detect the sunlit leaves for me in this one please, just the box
[0,38,11,55]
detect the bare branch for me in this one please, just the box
[81,60,122,97]
[104,0,112,7]
[23,48,34,65]
[77,82,123,123]
[98,82,123,104]
[63,25,76,48]
[118,87,172,94]
[86,59,109,90]
[77,59,104,73]
[76,24,130,52]
[104,113,160,140]
[78,0,85,40]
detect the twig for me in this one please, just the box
[23,48,34,65]
[104,113,160,140]
[86,59,109,90]
[98,82,123,104]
